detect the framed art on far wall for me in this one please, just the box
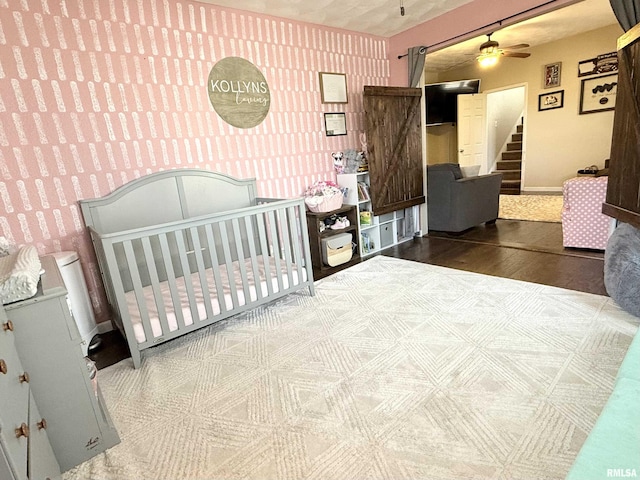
[538,90,564,111]
[544,62,562,88]
[579,74,618,114]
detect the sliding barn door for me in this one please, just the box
[602,23,640,229]
[364,86,425,216]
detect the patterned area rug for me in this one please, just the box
[499,194,563,223]
[63,257,638,480]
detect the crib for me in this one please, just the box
[81,169,315,368]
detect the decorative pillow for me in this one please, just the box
[0,245,42,304]
[427,163,463,179]
[460,165,481,178]
[605,222,640,318]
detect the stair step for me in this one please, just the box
[500,179,521,195]
[497,169,521,181]
[502,150,522,160]
[507,142,522,151]
[517,124,523,133]
[496,160,522,170]
[512,133,523,142]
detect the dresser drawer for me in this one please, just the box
[0,322,29,480]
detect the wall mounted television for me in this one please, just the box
[425,79,481,126]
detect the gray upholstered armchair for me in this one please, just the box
[427,163,503,233]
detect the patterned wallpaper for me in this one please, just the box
[0,0,389,322]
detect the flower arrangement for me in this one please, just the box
[303,180,344,212]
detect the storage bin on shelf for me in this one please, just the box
[321,233,353,266]
[305,194,343,213]
[303,180,344,213]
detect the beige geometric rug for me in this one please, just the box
[62,256,638,480]
[499,194,563,223]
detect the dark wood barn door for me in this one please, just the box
[364,86,425,216]
[602,23,640,229]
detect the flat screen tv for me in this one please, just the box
[425,79,481,126]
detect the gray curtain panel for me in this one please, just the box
[610,0,640,31]
[407,46,427,88]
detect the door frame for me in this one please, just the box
[483,82,529,188]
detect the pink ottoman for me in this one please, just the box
[562,177,616,250]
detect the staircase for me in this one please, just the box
[496,123,523,195]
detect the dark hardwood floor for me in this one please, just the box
[90,219,607,370]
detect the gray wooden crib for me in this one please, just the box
[81,169,315,368]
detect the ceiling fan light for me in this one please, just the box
[477,53,499,67]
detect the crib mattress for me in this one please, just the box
[124,255,306,343]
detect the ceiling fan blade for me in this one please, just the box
[501,43,530,50]
[503,51,531,58]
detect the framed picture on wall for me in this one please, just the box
[538,90,564,111]
[324,113,347,136]
[579,74,617,114]
[319,72,348,103]
[544,62,562,88]
[578,52,618,77]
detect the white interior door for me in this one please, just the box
[457,93,487,171]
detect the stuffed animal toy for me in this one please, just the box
[343,149,361,174]
[332,152,345,174]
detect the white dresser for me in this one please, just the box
[3,255,120,473]
[0,303,60,480]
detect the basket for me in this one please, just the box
[304,194,344,213]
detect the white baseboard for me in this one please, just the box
[521,187,563,193]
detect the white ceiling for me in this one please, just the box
[194,0,476,37]
[194,0,619,72]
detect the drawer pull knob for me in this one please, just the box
[2,320,13,332]
[0,359,6,375]
[15,423,29,438]
[37,418,48,430]
[19,372,30,383]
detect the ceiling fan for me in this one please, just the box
[477,33,531,67]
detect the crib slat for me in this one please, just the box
[231,217,252,303]
[203,223,229,314]
[286,206,304,285]
[141,236,171,336]
[157,233,186,330]
[218,221,241,308]
[277,207,295,288]
[256,212,275,297]
[189,227,214,320]
[266,209,285,293]
[122,240,155,342]
[174,230,200,325]
[243,215,264,300]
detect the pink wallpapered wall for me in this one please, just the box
[0,0,389,322]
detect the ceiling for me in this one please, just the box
[424,0,619,72]
[194,0,475,37]
[194,0,619,71]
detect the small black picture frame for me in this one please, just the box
[538,90,564,111]
[324,113,347,136]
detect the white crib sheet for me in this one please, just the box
[124,256,306,343]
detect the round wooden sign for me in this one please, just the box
[207,57,271,129]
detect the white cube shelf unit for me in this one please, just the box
[337,172,417,257]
